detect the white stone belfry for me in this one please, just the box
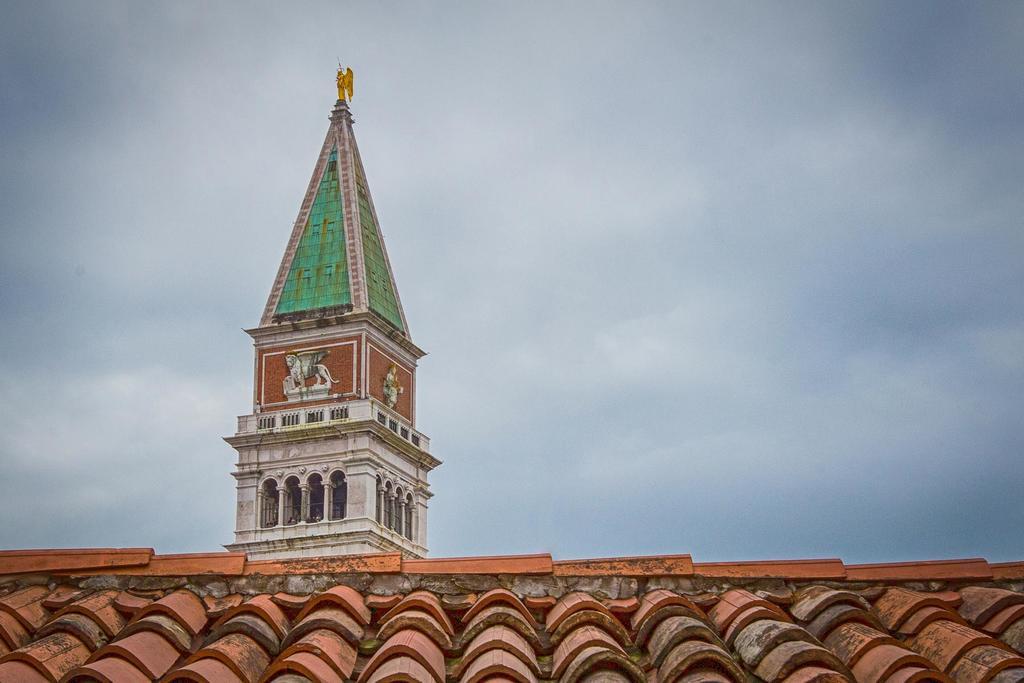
[224,96,440,560]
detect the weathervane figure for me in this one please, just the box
[336,66,354,101]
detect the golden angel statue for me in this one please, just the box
[336,67,354,101]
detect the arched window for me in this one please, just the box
[330,471,347,520]
[307,474,324,523]
[261,479,279,528]
[383,481,393,529]
[393,487,404,536]
[284,476,301,525]
[404,493,414,540]
[375,476,383,523]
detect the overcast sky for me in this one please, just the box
[1,2,1022,563]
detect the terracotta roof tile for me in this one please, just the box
[161,656,245,683]
[0,548,152,576]
[461,588,537,629]
[846,558,993,582]
[694,559,845,579]
[404,553,552,575]
[0,547,1020,682]
[907,620,1017,673]
[73,654,152,682]
[133,589,207,637]
[457,624,539,679]
[0,630,90,681]
[56,589,126,638]
[959,587,1024,628]
[91,629,180,678]
[709,589,789,633]
[360,628,445,683]
[658,639,746,682]
[296,584,371,626]
[273,627,357,679]
[553,554,693,576]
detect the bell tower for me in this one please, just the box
[225,71,440,560]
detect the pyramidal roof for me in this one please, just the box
[260,97,409,335]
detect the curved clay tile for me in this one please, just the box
[459,605,542,653]
[120,613,193,652]
[550,608,632,650]
[270,593,310,612]
[113,591,152,616]
[752,640,849,682]
[631,590,705,644]
[0,659,51,682]
[557,645,646,683]
[365,594,403,613]
[90,629,181,678]
[872,589,959,633]
[0,631,91,681]
[804,603,883,641]
[204,594,244,618]
[211,595,288,640]
[161,656,246,683]
[645,615,720,668]
[578,671,636,683]
[67,654,152,683]
[457,648,538,683]
[948,645,1024,683]
[462,589,538,629]
[375,608,452,651]
[552,624,625,679]
[780,665,851,683]
[185,632,271,683]
[908,620,1015,673]
[959,588,1024,629]
[733,619,817,670]
[722,604,788,647]
[657,639,745,682]
[261,649,343,683]
[53,590,126,639]
[295,585,371,627]
[358,629,445,683]
[790,586,871,622]
[208,612,282,656]
[708,590,788,634]
[1001,620,1024,654]
[284,606,364,649]
[132,589,207,638]
[979,605,1024,636]
[899,607,967,637]
[457,624,539,679]
[850,643,938,683]
[883,665,951,683]
[36,612,107,651]
[379,591,454,637]
[365,654,436,683]
[0,609,31,650]
[41,587,87,611]
[546,592,617,633]
[0,586,50,632]
[270,628,356,681]
[822,622,905,669]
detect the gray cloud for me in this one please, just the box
[0,1,1021,562]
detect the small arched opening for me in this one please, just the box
[307,473,324,523]
[260,479,279,528]
[330,471,347,520]
[393,487,404,536]
[383,481,393,529]
[284,476,301,525]
[404,493,414,541]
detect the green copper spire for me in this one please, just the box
[262,99,410,336]
[275,150,351,315]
